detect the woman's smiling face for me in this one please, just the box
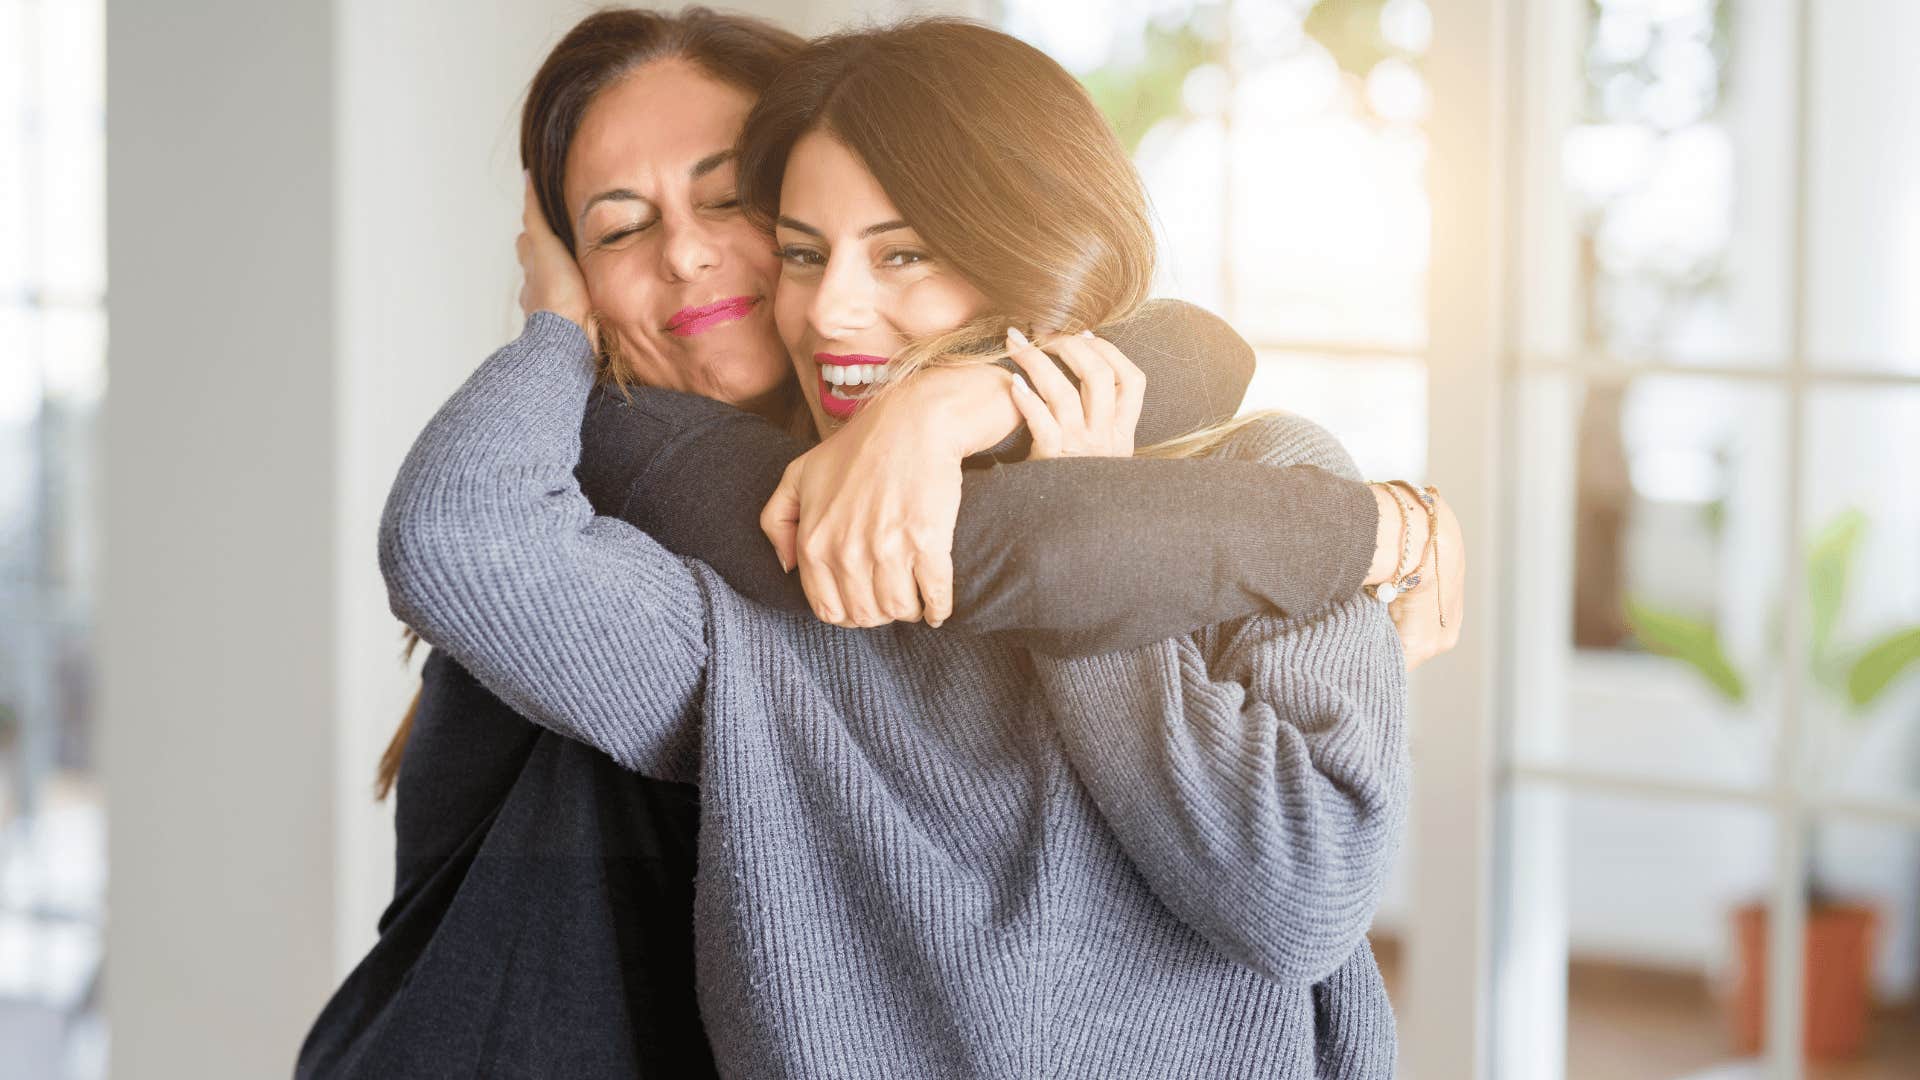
[564,59,790,414]
[771,130,990,435]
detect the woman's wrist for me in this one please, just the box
[1365,482,1430,587]
[896,364,1022,459]
[530,304,588,332]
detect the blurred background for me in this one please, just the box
[1,0,1915,1077]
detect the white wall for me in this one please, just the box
[104,1,596,1075]
[104,2,343,1075]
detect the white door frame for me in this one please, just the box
[1402,0,1513,1075]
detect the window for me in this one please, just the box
[0,0,108,1076]
[1498,1,1920,1075]
[999,0,1432,480]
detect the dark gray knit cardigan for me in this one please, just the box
[379,313,1409,1079]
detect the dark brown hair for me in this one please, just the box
[377,6,802,802]
[735,17,1156,342]
[521,6,805,253]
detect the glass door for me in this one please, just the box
[1491,2,1920,1077]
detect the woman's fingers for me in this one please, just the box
[914,548,955,628]
[833,562,886,627]
[759,464,804,573]
[1010,378,1064,459]
[820,523,888,627]
[1435,493,1466,646]
[1004,328,1141,458]
[1382,489,1466,670]
[1050,333,1119,451]
[795,518,848,625]
[870,551,924,625]
[1006,327,1086,445]
[517,172,590,325]
[522,172,561,244]
[1087,334,1146,450]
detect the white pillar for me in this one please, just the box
[1406,0,1511,1075]
[104,1,578,1075]
[104,2,339,1074]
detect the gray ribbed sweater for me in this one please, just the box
[379,313,1409,1079]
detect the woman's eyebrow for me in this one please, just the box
[576,153,728,225]
[775,216,911,239]
[576,189,644,227]
[776,215,823,237]
[690,149,735,179]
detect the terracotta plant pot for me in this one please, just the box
[1729,900,1879,1060]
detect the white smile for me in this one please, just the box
[819,362,891,388]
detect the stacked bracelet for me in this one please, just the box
[1394,481,1447,628]
[1365,482,1423,604]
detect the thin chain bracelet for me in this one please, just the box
[1425,485,1446,628]
[1391,481,1446,629]
[1365,482,1423,604]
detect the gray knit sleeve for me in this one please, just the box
[378,313,706,782]
[1030,413,1410,986]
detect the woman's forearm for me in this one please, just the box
[952,456,1376,655]
[380,313,707,780]
[590,389,1378,654]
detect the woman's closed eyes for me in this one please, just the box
[589,194,741,250]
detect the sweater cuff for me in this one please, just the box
[1326,477,1380,597]
[522,310,594,359]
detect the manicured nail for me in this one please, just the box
[1007,326,1030,348]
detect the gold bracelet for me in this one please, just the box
[1365,482,1421,603]
[1391,481,1446,629]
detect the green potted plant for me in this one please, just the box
[1627,509,1920,1059]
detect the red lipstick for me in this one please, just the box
[667,295,757,337]
[815,352,892,422]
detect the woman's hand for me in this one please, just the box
[1384,487,1465,670]
[516,175,590,330]
[760,365,1020,628]
[1004,327,1147,459]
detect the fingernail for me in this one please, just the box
[1079,329,1094,338]
[1007,326,1029,348]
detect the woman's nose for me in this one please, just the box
[659,216,721,282]
[809,256,876,340]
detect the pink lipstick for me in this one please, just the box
[667,295,757,337]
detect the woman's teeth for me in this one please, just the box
[820,362,889,390]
